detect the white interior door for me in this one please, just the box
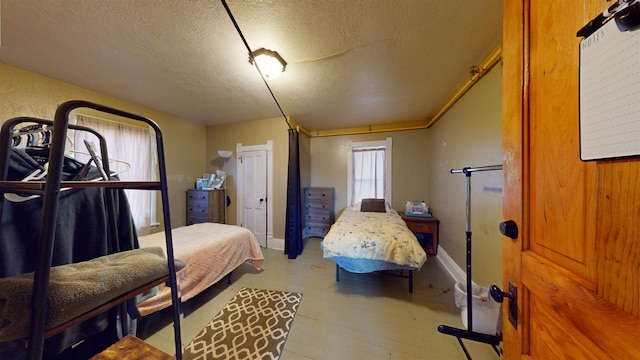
[237,146,268,247]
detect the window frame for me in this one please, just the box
[347,137,392,207]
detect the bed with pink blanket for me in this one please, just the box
[136,222,264,316]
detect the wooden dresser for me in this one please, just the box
[186,189,225,225]
[399,213,439,256]
[303,187,334,238]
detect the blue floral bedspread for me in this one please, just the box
[321,207,427,272]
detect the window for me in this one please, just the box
[347,137,392,206]
[73,115,155,235]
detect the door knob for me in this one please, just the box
[489,284,514,303]
[499,220,518,239]
[490,282,518,329]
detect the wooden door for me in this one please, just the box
[502,0,640,358]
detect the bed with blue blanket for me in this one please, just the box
[321,199,427,292]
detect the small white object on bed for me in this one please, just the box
[136,222,264,316]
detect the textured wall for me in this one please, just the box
[310,129,430,215]
[205,117,290,241]
[0,63,208,230]
[428,63,503,286]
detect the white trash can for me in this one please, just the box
[454,281,501,335]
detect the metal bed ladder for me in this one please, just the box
[0,100,183,360]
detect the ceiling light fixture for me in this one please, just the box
[249,48,287,80]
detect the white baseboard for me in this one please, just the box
[436,246,468,285]
[268,237,284,251]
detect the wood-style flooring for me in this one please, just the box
[138,238,500,359]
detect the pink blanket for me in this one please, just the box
[136,223,264,316]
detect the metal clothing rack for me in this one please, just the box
[0,101,183,360]
[437,164,502,360]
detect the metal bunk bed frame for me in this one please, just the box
[0,100,183,360]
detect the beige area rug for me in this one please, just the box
[183,287,302,360]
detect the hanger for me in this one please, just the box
[5,123,126,203]
[67,147,131,178]
[13,123,131,179]
[12,124,52,148]
[81,140,108,180]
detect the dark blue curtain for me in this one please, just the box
[284,128,303,259]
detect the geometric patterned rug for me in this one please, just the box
[183,287,303,360]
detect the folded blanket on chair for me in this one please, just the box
[0,246,178,342]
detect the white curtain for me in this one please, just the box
[74,115,152,235]
[352,148,385,205]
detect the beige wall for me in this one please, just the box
[308,64,502,286]
[428,63,503,286]
[205,117,291,240]
[310,129,430,215]
[2,59,502,285]
[0,63,207,230]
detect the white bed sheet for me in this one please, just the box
[136,222,264,316]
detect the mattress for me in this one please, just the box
[322,206,426,272]
[136,222,264,316]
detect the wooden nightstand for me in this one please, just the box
[399,213,440,256]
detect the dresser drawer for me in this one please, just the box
[305,206,331,216]
[304,188,333,198]
[187,198,208,208]
[399,213,439,256]
[305,199,331,209]
[305,223,332,237]
[187,191,208,202]
[187,215,208,225]
[406,221,437,233]
[304,214,333,225]
[187,206,209,216]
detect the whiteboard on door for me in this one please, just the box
[579,18,640,161]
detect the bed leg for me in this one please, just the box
[409,270,413,293]
[335,264,340,282]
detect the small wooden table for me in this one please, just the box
[91,335,174,360]
[399,213,440,256]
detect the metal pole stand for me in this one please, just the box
[437,165,503,359]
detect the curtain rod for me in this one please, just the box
[74,113,147,127]
[450,165,503,174]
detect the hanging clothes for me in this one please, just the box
[0,148,139,277]
[0,148,139,358]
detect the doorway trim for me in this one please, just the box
[236,140,273,247]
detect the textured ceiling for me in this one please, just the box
[0,0,503,131]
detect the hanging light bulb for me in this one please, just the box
[249,48,287,80]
